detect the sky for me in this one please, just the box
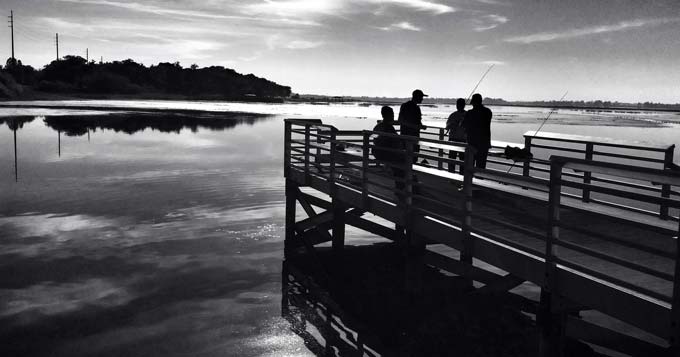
[0,0,679,103]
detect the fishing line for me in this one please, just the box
[466,64,495,103]
[505,90,569,173]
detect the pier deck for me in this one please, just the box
[283,119,680,356]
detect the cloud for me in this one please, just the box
[473,14,508,31]
[378,21,422,31]
[505,17,680,44]
[58,0,321,26]
[245,0,454,17]
[285,40,325,49]
[265,34,324,50]
[367,0,455,15]
[244,0,343,16]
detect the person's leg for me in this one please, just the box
[476,148,489,169]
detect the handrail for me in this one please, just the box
[525,131,673,152]
[550,156,680,187]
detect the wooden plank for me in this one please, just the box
[525,131,671,151]
[556,267,671,338]
[298,191,332,210]
[565,316,668,356]
[552,156,680,186]
[345,214,399,241]
[474,273,526,294]
[423,250,503,284]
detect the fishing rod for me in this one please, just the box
[530,90,569,137]
[466,64,495,103]
[446,64,495,136]
[505,90,569,173]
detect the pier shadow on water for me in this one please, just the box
[283,244,599,357]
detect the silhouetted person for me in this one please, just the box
[446,98,467,174]
[463,93,492,169]
[398,89,428,163]
[373,106,405,193]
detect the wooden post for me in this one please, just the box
[304,125,311,185]
[328,128,337,194]
[438,128,445,170]
[284,121,292,178]
[332,198,345,254]
[669,219,680,355]
[461,145,476,267]
[583,143,593,202]
[539,159,565,357]
[285,179,297,258]
[362,131,370,208]
[523,136,532,177]
[403,140,423,293]
[661,146,675,219]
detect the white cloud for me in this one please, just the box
[244,0,343,16]
[57,0,321,26]
[245,0,454,18]
[367,0,454,15]
[378,21,422,31]
[505,17,680,44]
[265,34,324,50]
[285,40,325,49]
[473,14,508,32]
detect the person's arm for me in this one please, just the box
[417,107,427,130]
[445,113,455,134]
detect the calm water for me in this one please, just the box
[1,101,679,356]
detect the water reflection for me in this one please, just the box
[42,112,273,136]
[2,112,274,182]
[1,117,37,182]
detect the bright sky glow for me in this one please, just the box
[1,0,679,102]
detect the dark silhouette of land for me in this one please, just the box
[0,56,291,101]
[291,94,680,112]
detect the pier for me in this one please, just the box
[283,118,680,356]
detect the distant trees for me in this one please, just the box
[0,56,292,99]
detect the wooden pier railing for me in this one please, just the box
[283,118,680,357]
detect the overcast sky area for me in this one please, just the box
[0,0,678,102]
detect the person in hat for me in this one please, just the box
[398,89,428,163]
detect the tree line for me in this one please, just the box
[0,57,292,99]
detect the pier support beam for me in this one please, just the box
[332,199,345,254]
[285,179,297,258]
[538,290,566,357]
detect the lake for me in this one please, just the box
[1,100,679,356]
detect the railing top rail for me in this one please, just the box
[362,130,472,152]
[285,118,337,130]
[550,155,680,186]
[525,131,673,152]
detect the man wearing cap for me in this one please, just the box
[398,89,428,163]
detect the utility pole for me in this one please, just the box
[55,33,59,61]
[8,10,14,60]
[86,48,88,62]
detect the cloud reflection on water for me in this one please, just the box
[0,111,315,356]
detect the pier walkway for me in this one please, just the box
[283,119,680,356]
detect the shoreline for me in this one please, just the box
[0,98,680,115]
[1,98,678,115]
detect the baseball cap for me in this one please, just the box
[413,89,428,97]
